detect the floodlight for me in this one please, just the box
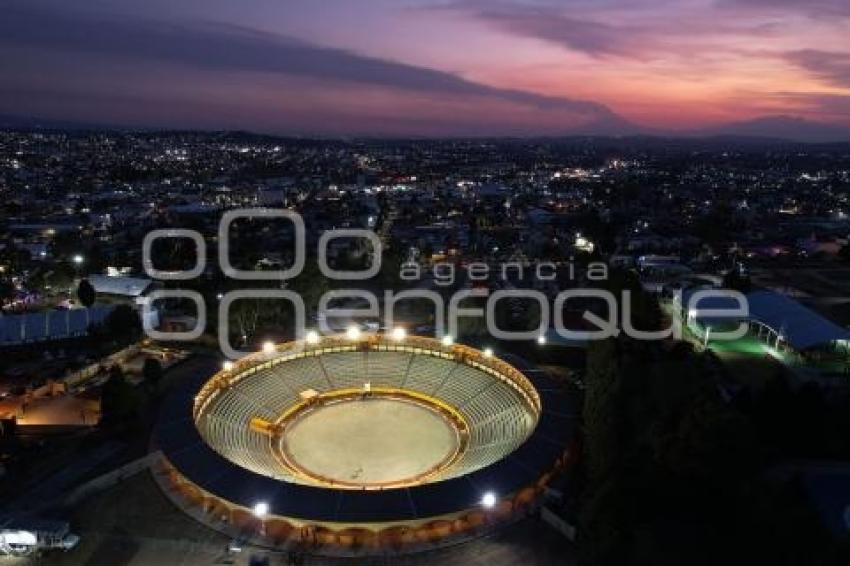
[346,325,361,340]
[253,501,269,518]
[481,492,496,508]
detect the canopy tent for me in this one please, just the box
[680,289,850,351]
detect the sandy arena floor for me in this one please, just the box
[282,397,459,485]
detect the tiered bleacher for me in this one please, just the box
[198,348,537,483]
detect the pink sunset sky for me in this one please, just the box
[1,0,849,136]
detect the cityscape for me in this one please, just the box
[2,1,850,565]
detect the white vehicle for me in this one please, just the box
[0,530,37,556]
[0,518,79,556]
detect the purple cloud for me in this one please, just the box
[785,50,850,88]
[473,8,640,57]
[772,92,850,117]
[431,2,644,57]
[718,0,850,18]
[0,2,615,118]
[439,1,780,59]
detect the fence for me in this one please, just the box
[62,344,141,390]
[0,306,115,345]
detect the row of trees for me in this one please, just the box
[578,337,849,565]
[98,357,163,433]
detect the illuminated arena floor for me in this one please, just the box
[281,397,459,486]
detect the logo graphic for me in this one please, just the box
[142,209,749,357]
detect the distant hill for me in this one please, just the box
[0,113,110,131]
[1,112,848,143]
[691,115,850,143]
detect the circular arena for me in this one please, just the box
[154,334,576,553]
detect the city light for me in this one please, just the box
[305,330,320,344]
[481,492,496,508]
[252,501,269,518]
[391,327,406,341]
[441,335,454,346]
[575,235,595,253]
[262,341,275,354]
[346,325,361,340]
[72,254,84,265]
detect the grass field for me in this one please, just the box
[708,335,788,388]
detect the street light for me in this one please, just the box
[222,360,234,372]
[481,492,496,509]
[537,335,547,345]
[252,501,269,537]
[262,341,275,354]
[483,347,493,358]
[253,501,269,518]
[391,327,406,341]
[72,254,84,265]
[346,325,361,340]
[441,335,454,347]
[305,330,320,344]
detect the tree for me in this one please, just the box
[0,279,15,308]
[229,298,262,345]
[577,337,849,566]
[722,268,752,294]
[76,278,97,328]
[99,365,141,428]
[142,358,163,391]
[149,236,196,272]
[0,241,30,273]
[583,338,623,486]
[104,304,142,343]
[44,263,76,291]
[378,245,405,289]
[287,260,332,316]
[578,476,628,566]
[599,267,662,332]
[77,278,96,307]
[658,393,758,484]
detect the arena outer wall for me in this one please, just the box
[153,334,577,552]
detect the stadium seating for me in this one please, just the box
[197,348,537,483]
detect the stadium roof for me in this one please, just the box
[87,275,153,298]
[683,289,850,350]
[746,291,850,350]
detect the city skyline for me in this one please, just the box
[2,0,850,138]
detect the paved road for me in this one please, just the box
[49,470,575,565]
